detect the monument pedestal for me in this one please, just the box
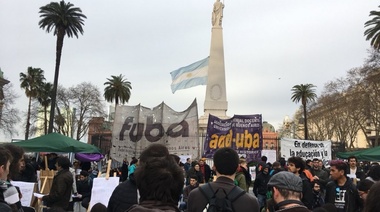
[200,26,229,128]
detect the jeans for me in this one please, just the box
[257,193,267,209]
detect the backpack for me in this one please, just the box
[199,183,246,212]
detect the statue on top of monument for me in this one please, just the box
[212,0,224,27]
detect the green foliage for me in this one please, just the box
[365,6,380,50]
[104,74,132,108]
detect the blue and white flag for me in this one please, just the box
[170,57,209,93]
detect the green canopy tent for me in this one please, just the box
[13,132,101,153]
[336,146,380,161]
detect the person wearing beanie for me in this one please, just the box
[357,179,374,204]
[188,147,259,212]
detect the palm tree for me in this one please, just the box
[39,0,86,133]
[37,82,53,135]
[291,84,317,140]
[365,6,380,50]
[20,67,46,140]
[104,74,132,112]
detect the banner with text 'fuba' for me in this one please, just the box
[110,99,199,162]
[203,114,263,162]
[280,138,332,162]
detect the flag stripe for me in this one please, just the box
[171,65,208,85]
[171,76,208,93]
[170,57,209,93]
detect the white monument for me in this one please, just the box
[199,0,229,130]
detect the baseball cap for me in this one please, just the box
[267,171,302,192]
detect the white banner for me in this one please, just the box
[280,138,331,163]
[110,99,199,162]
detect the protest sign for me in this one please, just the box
[203,114,262,161]
[280,138,331,163]
[110,99,199,162]
[89,177,119,210]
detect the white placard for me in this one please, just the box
[89,177,120,210]
[249,166,256,181]
[11,181,36,207]
[280,138,332,163]
[179,155,192,164]
[261,150,277,164]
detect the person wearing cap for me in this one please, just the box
[267,171,310,211]
[325,160,362,212]
[188,147,259,212]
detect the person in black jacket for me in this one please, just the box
[75,171,93,209]
[287,156,313,210]
[199,158,212,183]
[347,156,365,182]
[107,144,171,212]
[325,160,362,212]
[127,144,184,212]
[0,146,12,212]
[253,165,271,210]
[41,157,74,211]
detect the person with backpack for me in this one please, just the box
[187,147,259,212]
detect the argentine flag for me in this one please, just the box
[170,57,209,93]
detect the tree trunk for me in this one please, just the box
[25,96,32,140]
[303,103,308,140]
[44,105,47,135]
[48,30,65,133]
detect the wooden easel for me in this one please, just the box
[36,156,56,212]
[40,156,56,194]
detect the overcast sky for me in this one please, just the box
[0,1,378,141]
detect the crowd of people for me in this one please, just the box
[1,142,380,212]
